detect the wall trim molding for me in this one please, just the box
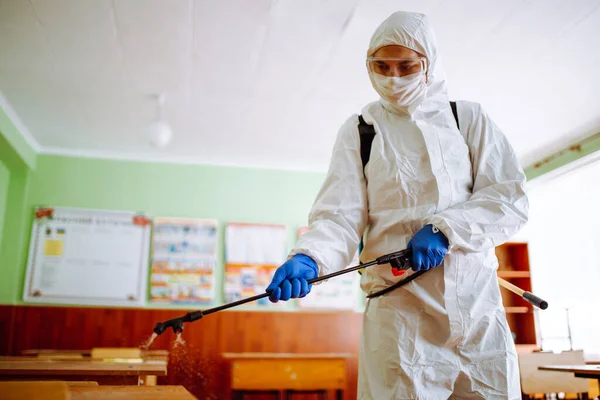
[0,91,41,153]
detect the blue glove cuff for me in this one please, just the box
[292,254,319,275]
[428,224,449,248]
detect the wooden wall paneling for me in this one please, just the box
[0,306,15,354]
[1,306,362,400]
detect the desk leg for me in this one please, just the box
[232,390,243,400]
[231,390,279,399]
[335,389,342,400]
[137,375,157,386]
[285,390,330,400]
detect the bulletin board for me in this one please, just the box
[296,226,360,310]
[23,207,151,306]
[224,223,287,306]
[150,217,217,304]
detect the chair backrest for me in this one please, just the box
[90,347,142,360]
[518,350,589,394]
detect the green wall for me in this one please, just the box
[14,154,326,307]
[0,168,30,304]
[0,161,8,256]
[27,155,323,226]
[0,105,35,305]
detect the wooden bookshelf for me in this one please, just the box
[497,270,531,278]
[504,306,530,314]
[495,242,538,352]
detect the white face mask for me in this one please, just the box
[370,71,428,110]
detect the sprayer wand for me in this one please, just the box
[152,248,548,336]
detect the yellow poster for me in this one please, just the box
[44,239,64,256]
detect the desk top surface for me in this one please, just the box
[22,349,90,355]
[22,349,169,356]
[0,359,167,376]
[538,365,600,376]
[222,352,355,359]
[69,385,197,399]
[0,381,69,400]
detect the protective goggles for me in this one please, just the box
[366,57,427,77]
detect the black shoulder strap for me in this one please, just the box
[358,115,376,169]
[357,115,375,259]
[450,101,459,131]
[359,102,459,170]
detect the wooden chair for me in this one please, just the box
[90,347,142,361]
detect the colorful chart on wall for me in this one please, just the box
[150,218,218,304]
[224,223,287,306]
[23,207,151,306]
[296,226,360,310]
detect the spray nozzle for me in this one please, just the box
[153,311,204,336]
[153,317,185,335]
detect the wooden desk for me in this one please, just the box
[22,349,169,361]
[223,353,352,400]
[0,383,196,400]
[0,359,167,386]
[22,349,90,356]
[539,365,600,391]
[69,385,197,399]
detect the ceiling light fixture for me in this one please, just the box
[146,93,172,148]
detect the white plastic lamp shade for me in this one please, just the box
[147,120,172,147]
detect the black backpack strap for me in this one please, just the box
[450,101,459,130]
[358,115,376,170]
[357,115,375,260]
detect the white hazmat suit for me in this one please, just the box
[290,11,529,400]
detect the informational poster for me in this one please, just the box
[23,207,151,306]
[296,226,360,310]
[224,223,287,306]
[150,218,217,304]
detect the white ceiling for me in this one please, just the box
[1,0,599,171]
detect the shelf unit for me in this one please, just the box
[497,270,530,278]
[495,242,538,353]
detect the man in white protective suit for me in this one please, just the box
[266,11,529,400]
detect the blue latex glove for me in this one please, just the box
[407,224,449,271]
[266,254,318,303]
